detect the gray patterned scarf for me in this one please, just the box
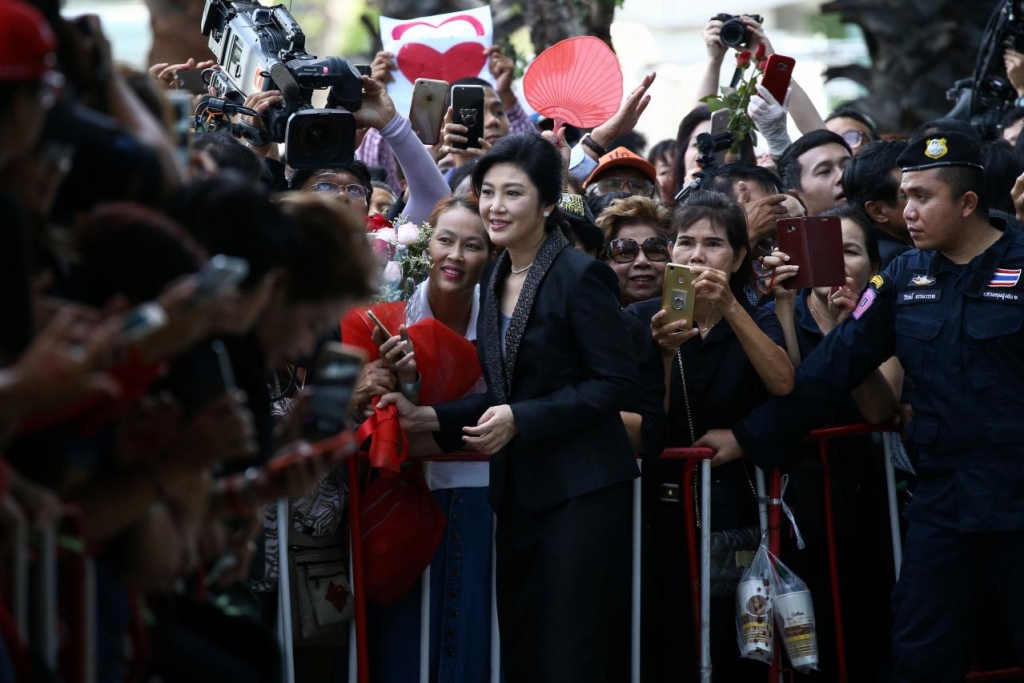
[481,229,569,404]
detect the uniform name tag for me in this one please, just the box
[982,290,1021,302]
[899,290,941,304]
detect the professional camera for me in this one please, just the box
[200,0,363,168]
[713,13,764,48]
[946,0,1024,139]
[673,131,735,204]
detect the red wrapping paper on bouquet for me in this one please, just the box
[341,302,482,471]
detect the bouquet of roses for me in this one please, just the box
[366,214,434,302]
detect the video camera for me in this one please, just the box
[946,0,1024,139]
[199,0,363,168]
[673,131,735,204]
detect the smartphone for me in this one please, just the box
[709,108,730,166]
[301,342,367,442]
[775,216,845,289]
[365,310,407,358]
[174,69,208,95]
[194,254,249,303]
[121,303,168,343]
[450,84,485,150]
[660,263,697,327]
[760,54,796,106]
[166,90,194,169]
[409,78,449,145]
[354,64,372,78]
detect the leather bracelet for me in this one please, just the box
[581,133,608,158]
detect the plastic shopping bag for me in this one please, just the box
[769,552,819,674]
[735,535,773,663]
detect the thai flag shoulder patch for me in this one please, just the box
[988,268,1022,288]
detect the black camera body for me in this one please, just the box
[713,13,764,48]
[200,0,362,168]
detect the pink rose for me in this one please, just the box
[396,223,420,246]
[382,261,403,285]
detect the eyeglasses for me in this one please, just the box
[308,182,368,201]
[840,130,867,148]
[606,236,671,264]
[586,176,655,198]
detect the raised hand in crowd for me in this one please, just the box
[1006,49,1024,98]
[649,309,700,359]
[441,105,493,160]
[147,57,217,90]
[486,45,517,108]
[742,192,791,245]
[350,75,398,131]
[748,84,792,157]
[370,50,398,85]
[237,89,284,158]
[583,72,657,158]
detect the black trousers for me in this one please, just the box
[495,479,632,683]
[891,522,1024,683]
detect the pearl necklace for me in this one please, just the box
[510,262,534,275]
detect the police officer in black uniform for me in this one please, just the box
[696,131,1024,682]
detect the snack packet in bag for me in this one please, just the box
[769,551,819,673]
[735,535,773,663]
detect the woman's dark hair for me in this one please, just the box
[73,202,205,307]
[278,194,375,304]
[982,139,1023,215]
[448,159,477,194]
[168,174,297,289]
[647,138,675,166]
[671,106,757,196]
[471,134,564,231]
[671,106,711,196]
[820,204,881,270]
[841,139,907,209]
[672,190,752,299]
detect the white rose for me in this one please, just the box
[382,261,403,285]
[396,223,420,246]
[375,226,397,243]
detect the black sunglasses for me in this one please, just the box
[606,236,671,264]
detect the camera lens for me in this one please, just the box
[285,110,357,169]
[720,17,749,47]
[301,121,333,148]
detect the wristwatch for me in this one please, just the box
[400,374,422,398]
[581,133,608,158]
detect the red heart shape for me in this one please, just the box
[396,42,487,86]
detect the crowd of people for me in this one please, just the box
[3,1,1024,682]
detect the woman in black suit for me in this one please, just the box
[382,134,639,683]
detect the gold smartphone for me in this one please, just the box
[661,263,696,327]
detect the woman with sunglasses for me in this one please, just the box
[380,134,639,683]
[596,196,673,307]
[626,189,793,682]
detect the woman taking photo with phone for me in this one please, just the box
[626,189,793,681]
[381,134,639,683]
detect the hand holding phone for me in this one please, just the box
[410,78,449,145]
[760,54,795,106]
[661,263,697,327]
[194,255,249,303]
[450,84,485,150]
[775,216,845,289]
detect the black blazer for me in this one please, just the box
[434,231,640,511]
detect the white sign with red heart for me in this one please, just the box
[379,7,494,120]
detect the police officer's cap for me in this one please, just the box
[897,131,985,173]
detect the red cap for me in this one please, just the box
[583,146,658,188]
[0,0,57,82]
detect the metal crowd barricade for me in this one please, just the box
[675,423,907,683]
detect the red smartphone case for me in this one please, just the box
[760,54,795,105]
[776,216,846,289]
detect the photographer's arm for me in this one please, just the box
[354,77,450,224]
[695,17,728,104]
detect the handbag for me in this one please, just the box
[286,510,355,647]
[360,461,446,605]
[676,348,762,598]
